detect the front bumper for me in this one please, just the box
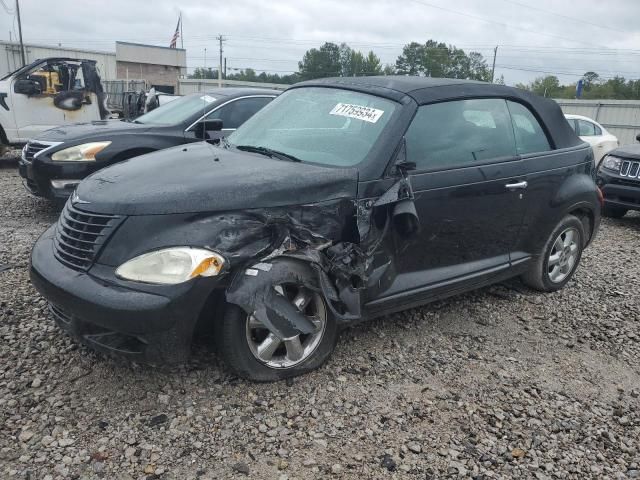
[19,155,99,202]
[30,226,219,363]
[597,169,640,211]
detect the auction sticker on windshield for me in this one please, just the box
[330,103,384,123]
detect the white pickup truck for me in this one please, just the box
[0,57,109,146]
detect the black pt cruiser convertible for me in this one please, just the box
[31,77,601,381]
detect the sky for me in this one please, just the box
[1,0,639,85]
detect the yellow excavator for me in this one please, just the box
[29,68,63,95]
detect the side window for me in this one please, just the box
[207,97,273,129]
[507,101,551,155]
[405,98,516,171]
[577,119,597,136]
[568,119,578,133]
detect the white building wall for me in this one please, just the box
[116,42,186,74]
[0,41,117,80]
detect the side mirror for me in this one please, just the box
[14,79,41,96]
[193,119,223,138]
[393,198,420,237]
[636,133,640,143]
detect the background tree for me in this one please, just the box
[298,42,383,79]
[395,42,424,75]
[394,39,491,80]
[516,74,640,100]
[298,42,342,80]
[188,67,218,79]
[583,71,600,91]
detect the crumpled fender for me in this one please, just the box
[225,258,321,339]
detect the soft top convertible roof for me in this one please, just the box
[291,76,582,150]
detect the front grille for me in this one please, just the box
[22,141,54,163]
[620,160,640,179]
[53,202,123,271]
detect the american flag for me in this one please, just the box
[169,14,181,48]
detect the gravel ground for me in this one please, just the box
[1,156,640,480]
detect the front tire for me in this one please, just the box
[215,285,338,382]
[522,215,585,292]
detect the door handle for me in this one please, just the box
[505,181,528,190]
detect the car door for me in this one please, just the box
[506,100,585,266]
[12,60,101,141]
[367,98,527,307]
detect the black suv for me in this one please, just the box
[596,138,640,218]
[18,88,278,203]
[30,77,601,381]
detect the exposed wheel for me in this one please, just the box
[215,284,338,382]
[521,214,584,292]
[602,206,627,219]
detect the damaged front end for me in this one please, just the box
[225,157,419,341]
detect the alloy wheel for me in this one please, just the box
[245,285,326,369]
[547,227,580,284]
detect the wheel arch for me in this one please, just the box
[568,206,595,246]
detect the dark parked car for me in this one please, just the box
[31,77,601,381]
[18,88,279,202]
[596,137,640,218]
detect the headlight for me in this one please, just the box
[51,141,111,162]
[115,247,225,285]
[602,155,622,172]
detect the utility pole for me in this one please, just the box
[15,0,25,66]
[180,11,183,49]
[224,57,227,78]
[491,45,498,83]
[216,35,225,88]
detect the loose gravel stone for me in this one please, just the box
[1,158,640,479]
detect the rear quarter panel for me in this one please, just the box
[514,144,599,260]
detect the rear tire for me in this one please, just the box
[602,206,627,219]
[215,288,338,382]
[521,215,585,292]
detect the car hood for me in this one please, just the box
[610,144,640,161]
[35,119,152,142]
[75,142,359,215]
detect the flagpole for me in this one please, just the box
[180,12,183,49]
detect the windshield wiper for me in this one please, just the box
[235,145,302,163]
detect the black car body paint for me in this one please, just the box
[596,144,640,214]
[18,88,278,202]
[30,77,601,366]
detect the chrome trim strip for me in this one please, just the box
[620,160,640,179]
[185,95,277,133]
[22,140,63,163]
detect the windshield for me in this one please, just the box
[228,87,398,166]
[135,93,220,125]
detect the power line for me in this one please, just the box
[497,0,620,33]
[407,0,608,48]
[495,64,639,80]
